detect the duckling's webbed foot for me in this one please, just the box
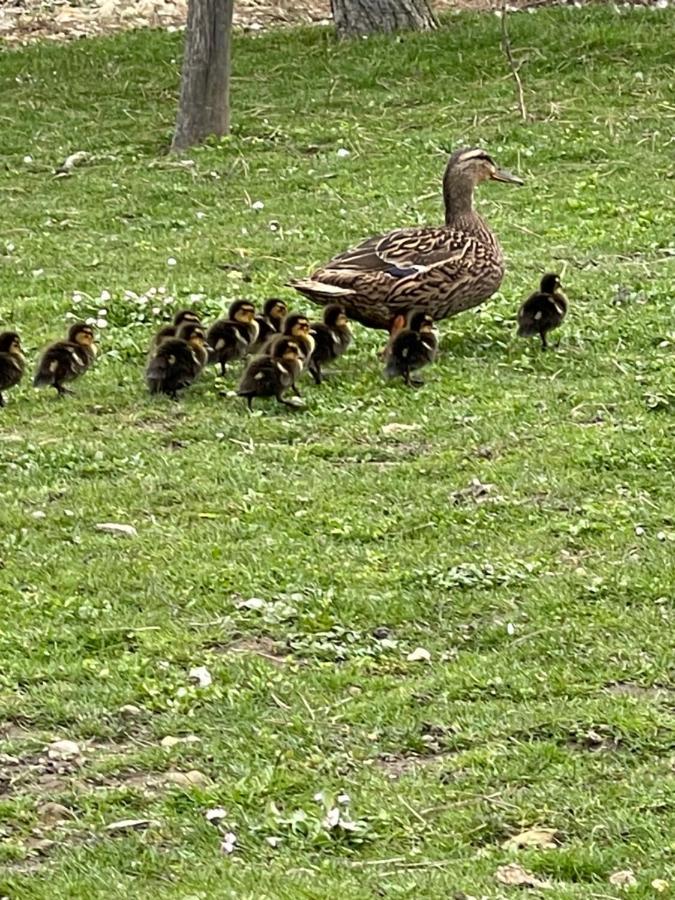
[56,385,75,397]
[291,384,303,398]
[539,331,549,351]
[309,364,322,385]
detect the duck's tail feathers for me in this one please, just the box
[288,279,355,300]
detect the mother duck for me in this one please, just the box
[290,147,523,332]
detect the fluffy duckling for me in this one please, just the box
[274,312,315,370]
[308,304,352,385]
[34,322,97,396]
[0,331,26,407]
[237,335,304,411]
[517,274,568,350]
[206,299,259,376]
[145,322,209,399]
[384,309,438,387]
[253,298,288,350]
[151,309,202,349]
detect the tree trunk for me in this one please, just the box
[331,0,437,37]
[171,0,234,152]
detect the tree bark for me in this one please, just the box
[331,0,437,37]
[171,0,234,152]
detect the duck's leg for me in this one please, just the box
[0,393,5,408]
[309,361,322,385]
[291,383,303,398]
[539,329,549,351]
[219,361,227,377]
[379,314,407,360]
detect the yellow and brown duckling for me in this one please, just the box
[384,309,438,387]
[253,298,288,350]
[151,309,202,350]
[273,312,314,370]
[146,322,209,399]
[0,331,26,407]
[517,273,568,350]
[307,304,352,385]
[237,335,304,411]
[206,299,259,376]
[34,322,97,397]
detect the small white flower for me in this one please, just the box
[100,289,111,302]
[195,211,206,220]
[6,242,15,253]
[269,220,280,232]
[31,510,47,519]
[323,808,341,829]
[124,290,138,300]
[205,807,227,823]
[98,308,108,316]
[152,306,161,316]
[220,832,237,854]
[167,257,177,267]
[72,292,83,303]
[189,293,205,303]
[23,154,33,164]
[32,268,44,277]
[148,287,157,297]
[313,791,325,804]
[158,286,166,294]
[251,200,264,210]
[337,793,351,805]
[96,318,108,329]
[86,317,97,326]
[336,147,350,158]
[266,836,281,848]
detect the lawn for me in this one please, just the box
[1,6,674,897]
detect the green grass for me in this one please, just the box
[1,6,675,897]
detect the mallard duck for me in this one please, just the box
[34,322,97,396]
[274,312,315,369]
[308,304,352,385]
[151,309,202,349]
[237,335,304,411]
[384,309,438,387]
[146,322,209,399]
[289,147,523,332]
[253,298,288,350]
[0,331,25,407]
[517,274,568,350]
[206,300,259,375]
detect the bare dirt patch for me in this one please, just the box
[208,634,289,666]
[374,750,453,779]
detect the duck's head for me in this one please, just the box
[69,323,97,354]
[177,322,209,352]
[447,147,524,187]
[284,313,311,339]
[0,331,24,360]
[407,309,436,334]
[263,298,288,323]
[270,336,301,363]
[324,304,350,330]
[173,309,201,327]
[540,273,562,294]
[229,299,257,325]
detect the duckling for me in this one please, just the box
[0,331,26,407]
[151,309,202,349]
[274,312,315,370]
[517,274,568,350]
[253,298,288,350]
[237,335,304,411]
[384,309,438,387]
[145,322,209,399]
[206,299,259,376]
[34,322,97,396]
[307,304,352,385]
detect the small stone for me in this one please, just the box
[31,510,47,519]
[38,802,75,824]
[372,626,390,640]
[164,769,209,788]
[95,523,138,537]
[47,739,81,761]
[406,647,431,663]
[188,666,212,688]
[251,200,264,210]
[167,257,177,266]
[119,704,143,719]
[105,818,157,833]
[336,147,351,158]
[609,870,638,888]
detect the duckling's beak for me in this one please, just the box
[492,167,524,185]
